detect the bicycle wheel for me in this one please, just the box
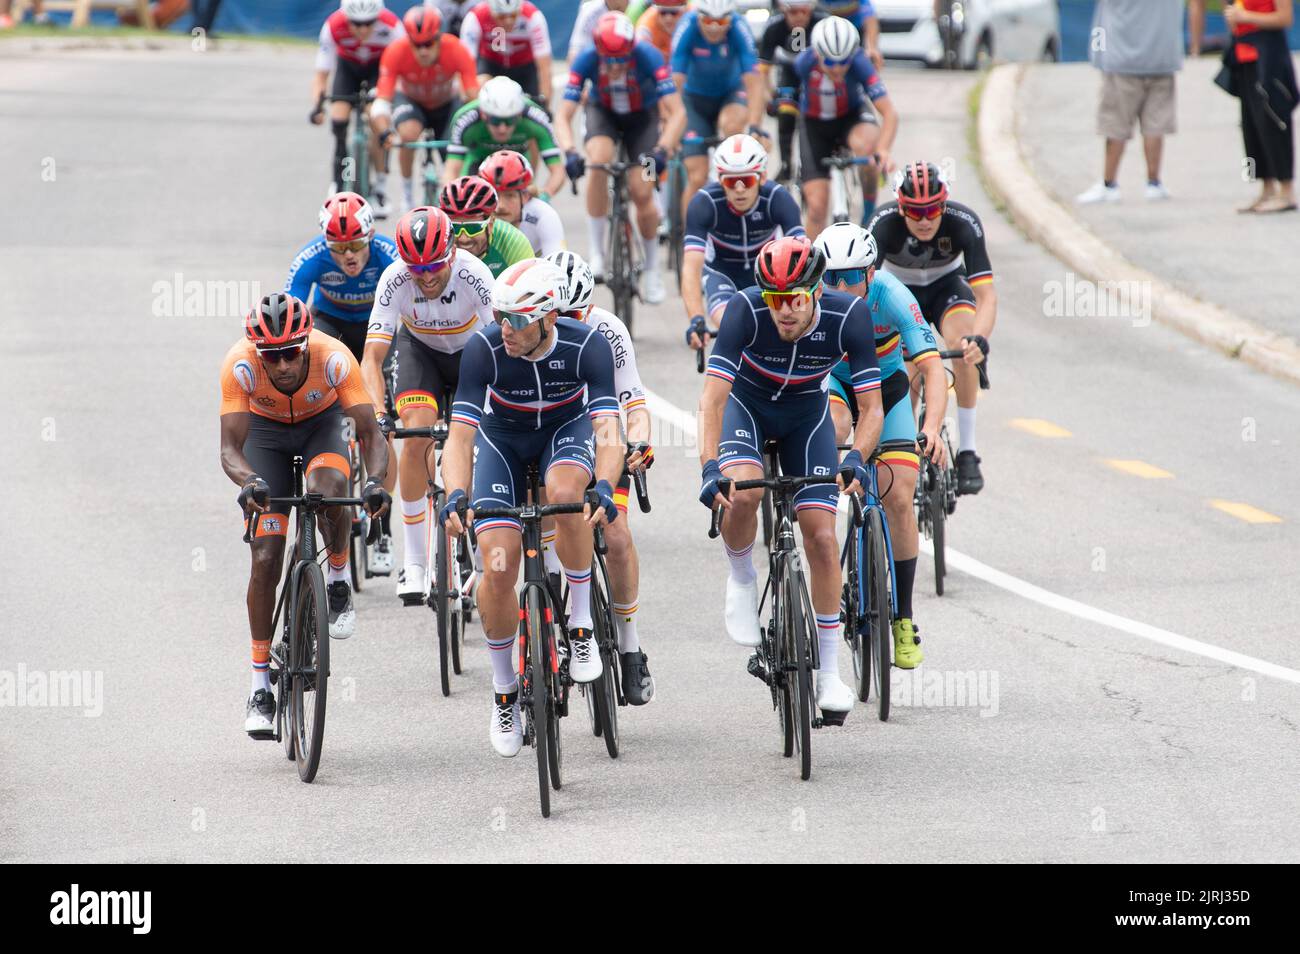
[865,507,892,722]
[546,630,563,792]
[771,564,795,758]
[667,162,684,278]
[589,557,620,759]
[844,520,870,703]
[432,494,452,697]
[789,560,815,781]
[291,560,330,783]
[449,535,464,676]
[760,488,774,553]
[931,466,946,597]
[277,640,295,762]
[524,586,551,818]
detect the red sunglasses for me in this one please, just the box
[721,173,760,189]
[901,202,945,221]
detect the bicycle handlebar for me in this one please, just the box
[693,326,718,374]
[627,442,652,514]
[243,494,381,545]
[401,139,451,149]
[707,474,836,539]
[934,347,990,389]
[821,154,878,169]
[460,491,608,557]
[392,425,450,442]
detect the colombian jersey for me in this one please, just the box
[366,251,496,353]
[284,234,400,323]
[219,331,371,424]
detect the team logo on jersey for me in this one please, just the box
[320,271,346,285]
[256,396,276,408]
[233,360,256,394]
[938,237,952,255]
[810,331,825,341]
[440,289,457,304]
[325,352,351,388]
[305,389,323,404]
[549,359,564,370]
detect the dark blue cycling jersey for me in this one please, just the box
[792,48,886,120]
[684,181,805,286]
[284,235,400,323]
[565,42,676,114]
[706,287,881,403]
[669,10,758,98]
[818,0,876,30]
[451,317,621,433]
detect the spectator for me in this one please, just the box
[193,0,222,35]
[0,0,48,27]
[1220,0,1297,213]
[1077,0,1205,204]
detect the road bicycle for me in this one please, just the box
[401,136,450,208]
[332,82,376,201]
[664,134,722,281]
[584,152,647,337]
[822,151,878,227]
[243,455,378,783]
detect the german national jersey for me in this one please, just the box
[867,200,994,289]
[684,181,805,286]
[365,251,495,353]
[565,42,677,114]
[315,9,404,71]
[219,331,371,424]
[792,48,886,120]
[284,234,400,323]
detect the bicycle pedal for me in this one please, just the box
[819,709,849,728]
[746,653,770,685]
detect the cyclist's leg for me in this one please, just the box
[241,418,294,660]
[301,409,354,590]
[717,88,748,140]
[681,93,720,214]
[717,393,766,574]
[774,70,800,181]
[391,94,426,203]
[391,330,446,581]
[799,116,833,240]
[582,103,617,268]
[329,61,360,188]
[930,272,980,455]
[603,474,642,652]
[624,109,664,281]
[847,114,882,222]
[828,365,855,445]
[876,372,920,612]
[541,415,598,632]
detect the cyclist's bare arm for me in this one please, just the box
[626,407,651,448]
[871,93,899,170]
[220,412,258,493]
[555,98,580,154]
[536,54,554,105]
[542,154,567,197]
[439,421,475,534]
[742,70,766,131]
[360,340,390,412]
[697,374,732,467]
[344,402,389,487]
[657,92,687,152]
[972,282,998,341]
[864,15,882,69]
[593,415,624,489]
[682,248,707,327]
[850,388,885,463]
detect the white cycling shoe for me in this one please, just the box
[489,690,522,758]
[368,533,394,575]
[816,670,855,715]
[724,577,762,647]
[567,629,602,683]
[588,251,606,282]
[396,563,426,604]
[642,268,666,305]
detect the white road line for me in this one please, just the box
[644,386,1300,686]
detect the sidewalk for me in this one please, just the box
[1016,57,1299,345]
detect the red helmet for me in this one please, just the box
[394,206,454,265]
[594,11,636,58]
[478,149,534,192]
[440,175,499,219]
[755,236,826,291]
[245,293,313,347]
[403,4,441,44]
[319,191,374,242]
[896,161,948,206]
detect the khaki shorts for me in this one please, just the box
[1097,73,1176,140]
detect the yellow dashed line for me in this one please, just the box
[1010,418,1072,438]
[1105,459,1174,479]
[1209,500,1283,524]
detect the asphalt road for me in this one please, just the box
[3,38,1299,863]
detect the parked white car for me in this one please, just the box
[875,0,1061,68]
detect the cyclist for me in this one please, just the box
[793,15,898,238]
[443,76,566,197]
[220,294,391,736]
[434,0,477,38]
[867,160,994,495]
[670,0,768,212]
[682,134,804,351]
[548,250,655,704]
[568,0,632,59]
[285,192,401,573]
[698,236,883,719]
[311,0,406,213]
[757,0,827,184]
[634,0,687,63]
[361,207,496,602]
[373,4,479,214]
[439,174,535,277]
[818,0,882,70]
[557,10,685,300]
[459,0,553,105]
[478,149,565,255]
[814,222,943,668]
[438,259,624,757]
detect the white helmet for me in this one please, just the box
[811,16,859,61]
[478,76,526,119]
[813,222,877,271]
[340,0,385,21]
[488,0,523,16]
[714,133,768,178]
[492,259,569,322]
[546,250,596,314]
[780,0,815,8]
[693,0,737,19]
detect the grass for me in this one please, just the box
[0,23,315,46]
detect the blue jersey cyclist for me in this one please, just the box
[682,134,805,350]
[557,11,686,305]
[817,0,882,69]
[670,0,769,209]
[793,16,898,237]
[698,236,883,721]
[438,258,627,759]
[814,222,945,670]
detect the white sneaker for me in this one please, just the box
[567,629,602,683]
[1144,182,1170,201]
[642,268,666,305]
[724,577,762,647]
[816,669,855,715]
[368,534,394,575]
[588,251,606,282]
[397,563,426,604]
[489,690,522,757]
[1076,182,1121,204]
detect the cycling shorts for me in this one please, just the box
[332,57,381,102]
[682,90,747,157]
[242,406,351,539]
[471,414,596,533]
[702,265,745,321]
[391,94,455,139]
[392,326,462,418]
[829,368,917,469]
[480,60,540,98]
[584,103,659,162]
[908,271,977,335]
[798,112,877,183]
[719,388,839,516]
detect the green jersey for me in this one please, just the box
[447,99,562,174]
[480,219,534,277]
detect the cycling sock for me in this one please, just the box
[563,565,593,631]
[373,171,387,195]
[251,640,271,694]
[641,234,658,271]
[613,599,639,653]
[402,177,415,206]
[587,215,609,259]
[894,557,917,620]
[401,496,428,568]
[331,119,349,186]
[541,528,562,575]
[816,614,841,674]
[957,406,977,453]
[724,541,757,584]
[326,550,349,585]
[486,632,517,693]
[777,112,796,169]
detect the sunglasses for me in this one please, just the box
[699,15,731,26]
[720,173,760,189]
[901,202,945,220]
[413,40,438,50]
[761,287,816,309]
[825,268,867,287]
[327,239,369,254]
[258,343,307,364]
[408,257,451,275]
[496,309,540,330]
[451,219,490,237]
[486,115,519,127]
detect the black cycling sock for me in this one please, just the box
[778,112,796,168]
[894,557,917,621]
[331,118,349,186]
[380,511,392,536]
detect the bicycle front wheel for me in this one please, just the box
[590,557,620,759]
[789,560,815,781]
[524,586,552,818]
[291,560,330,783]
[931,467,946,596]
[866,506,892,722]
[845,521,870,703]
[432,491,452,697]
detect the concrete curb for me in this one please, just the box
[978,63,1300,389]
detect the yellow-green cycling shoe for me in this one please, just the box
[892,618,923,669]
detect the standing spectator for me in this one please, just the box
[1077,0,1205,204]
[193,0,223,35]
[1221,0,1298,213]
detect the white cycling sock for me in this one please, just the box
[541,527,562,575]
[641,234,658,271]
[613,599,640,653]
[587,215,609,261]
[724,541,757,584]
[486,632,517,693]
[402,177,415,205]
[326,549,349,586]
[373,171,387,195]
[816,614,841,674]
[957,406,977,453]
[564,564,593,631]
[401,496,428,569]
[251,641,271,694]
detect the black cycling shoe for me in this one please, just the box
[619,651,655,706]
[956,450,984,495]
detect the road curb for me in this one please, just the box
[977,63,1300,389]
